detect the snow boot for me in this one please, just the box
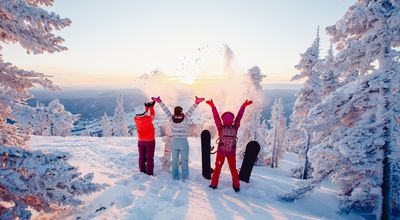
[209,185,217,190]
[233,186,240,192]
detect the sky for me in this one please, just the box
[3,0,354,89]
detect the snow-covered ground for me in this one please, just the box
[29,136,362,220]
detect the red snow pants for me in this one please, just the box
[210,152,240,188]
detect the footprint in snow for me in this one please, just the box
[159,188,174,201]
[126,206,154,220]
[160,193,171,201]
[105,173,117,179]
[174,199,185,207]
[115,195,134,208]
[138,185,146,191]
[150,186,159,194]
[132,173,140,180]
[120,178,131,185]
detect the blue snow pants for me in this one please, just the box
[171,137,189,180]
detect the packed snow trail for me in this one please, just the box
[30,136,361,220]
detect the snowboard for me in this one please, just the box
[201,130,213,180]
[239,141,261,183]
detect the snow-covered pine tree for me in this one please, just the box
[10,104,37,135]
[81,127,91,136]
[318,44,340,98]
[237,66,268,163]
[287,28,322,179]
[33,103,51,136]
[283,79,391,217]
[46,99,79,136]
[113,95,128,137]
[270,97,287,168]
[1,145,107,219]
[277,98,287,158]
[282,1,400,218]
[13,99,78,136]
[253,119,270,166]
[0,1,105,218]
[101,112,112,137]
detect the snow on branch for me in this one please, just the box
[0,145,108,219]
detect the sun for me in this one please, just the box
[181,75,196,85]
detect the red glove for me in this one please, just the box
[205,99,215,108]
[195,96,205,105]
[152,96,161,103]
[242,99,253,107]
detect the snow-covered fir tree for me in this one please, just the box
[318,44,340,98]
[281,1,400,218]
[287,29,322,179]
[270,97,287,168]
[10,104,37,135]
[0,1,105,218]
[33,103,51,136]
[13,99,78,137]
[237,66,268,163]
[46,99,78,136]
[81,127,91,136]
[101,112,112,137]
[253,119,270,166]
[113,95,128,137]
[36,99,78,136]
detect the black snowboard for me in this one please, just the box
[201,130,213,180]
[239,141,261,183]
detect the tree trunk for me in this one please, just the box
[381,145,392,220]
[302,132,311,180]
[381,75,392,220]
[271,128,278,168]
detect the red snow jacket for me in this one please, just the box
[134,106,155,141]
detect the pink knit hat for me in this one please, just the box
[221,111,235,125]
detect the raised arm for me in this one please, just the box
[145,101,156,120]
[185,96,205,120]
[184,103,197,120]
[234,99,253,129]
[148,106,155,120]
[206,99,223,131]
[152,97,172,122]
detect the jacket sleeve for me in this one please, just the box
[159,101,172,122]
[184,103,198,120]
[211,106,223,132]
[234,105,246,129]
[148,106,155,120]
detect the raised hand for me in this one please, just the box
[145,100,156,107]
[205,99,215,108]
[195,96,205,105]
[151,96,161,103]
[242,99,253,107]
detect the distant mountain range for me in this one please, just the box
[27,88,297,135]
[28,88,146,120]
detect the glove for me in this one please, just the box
[195,96,205,105]
[145,101,156,107]
[205,99,215,108]
[242,99,253,107]
[152,96,161,103]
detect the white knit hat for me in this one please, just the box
[135,105,146,116]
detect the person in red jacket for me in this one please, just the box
[134,101,156,175]
[206,99,253,192]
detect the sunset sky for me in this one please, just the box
[3,0,353,89]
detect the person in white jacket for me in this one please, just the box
[152,96,204,180]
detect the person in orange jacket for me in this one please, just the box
[134,100,156,175]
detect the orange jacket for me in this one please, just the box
[134,106,155,141]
